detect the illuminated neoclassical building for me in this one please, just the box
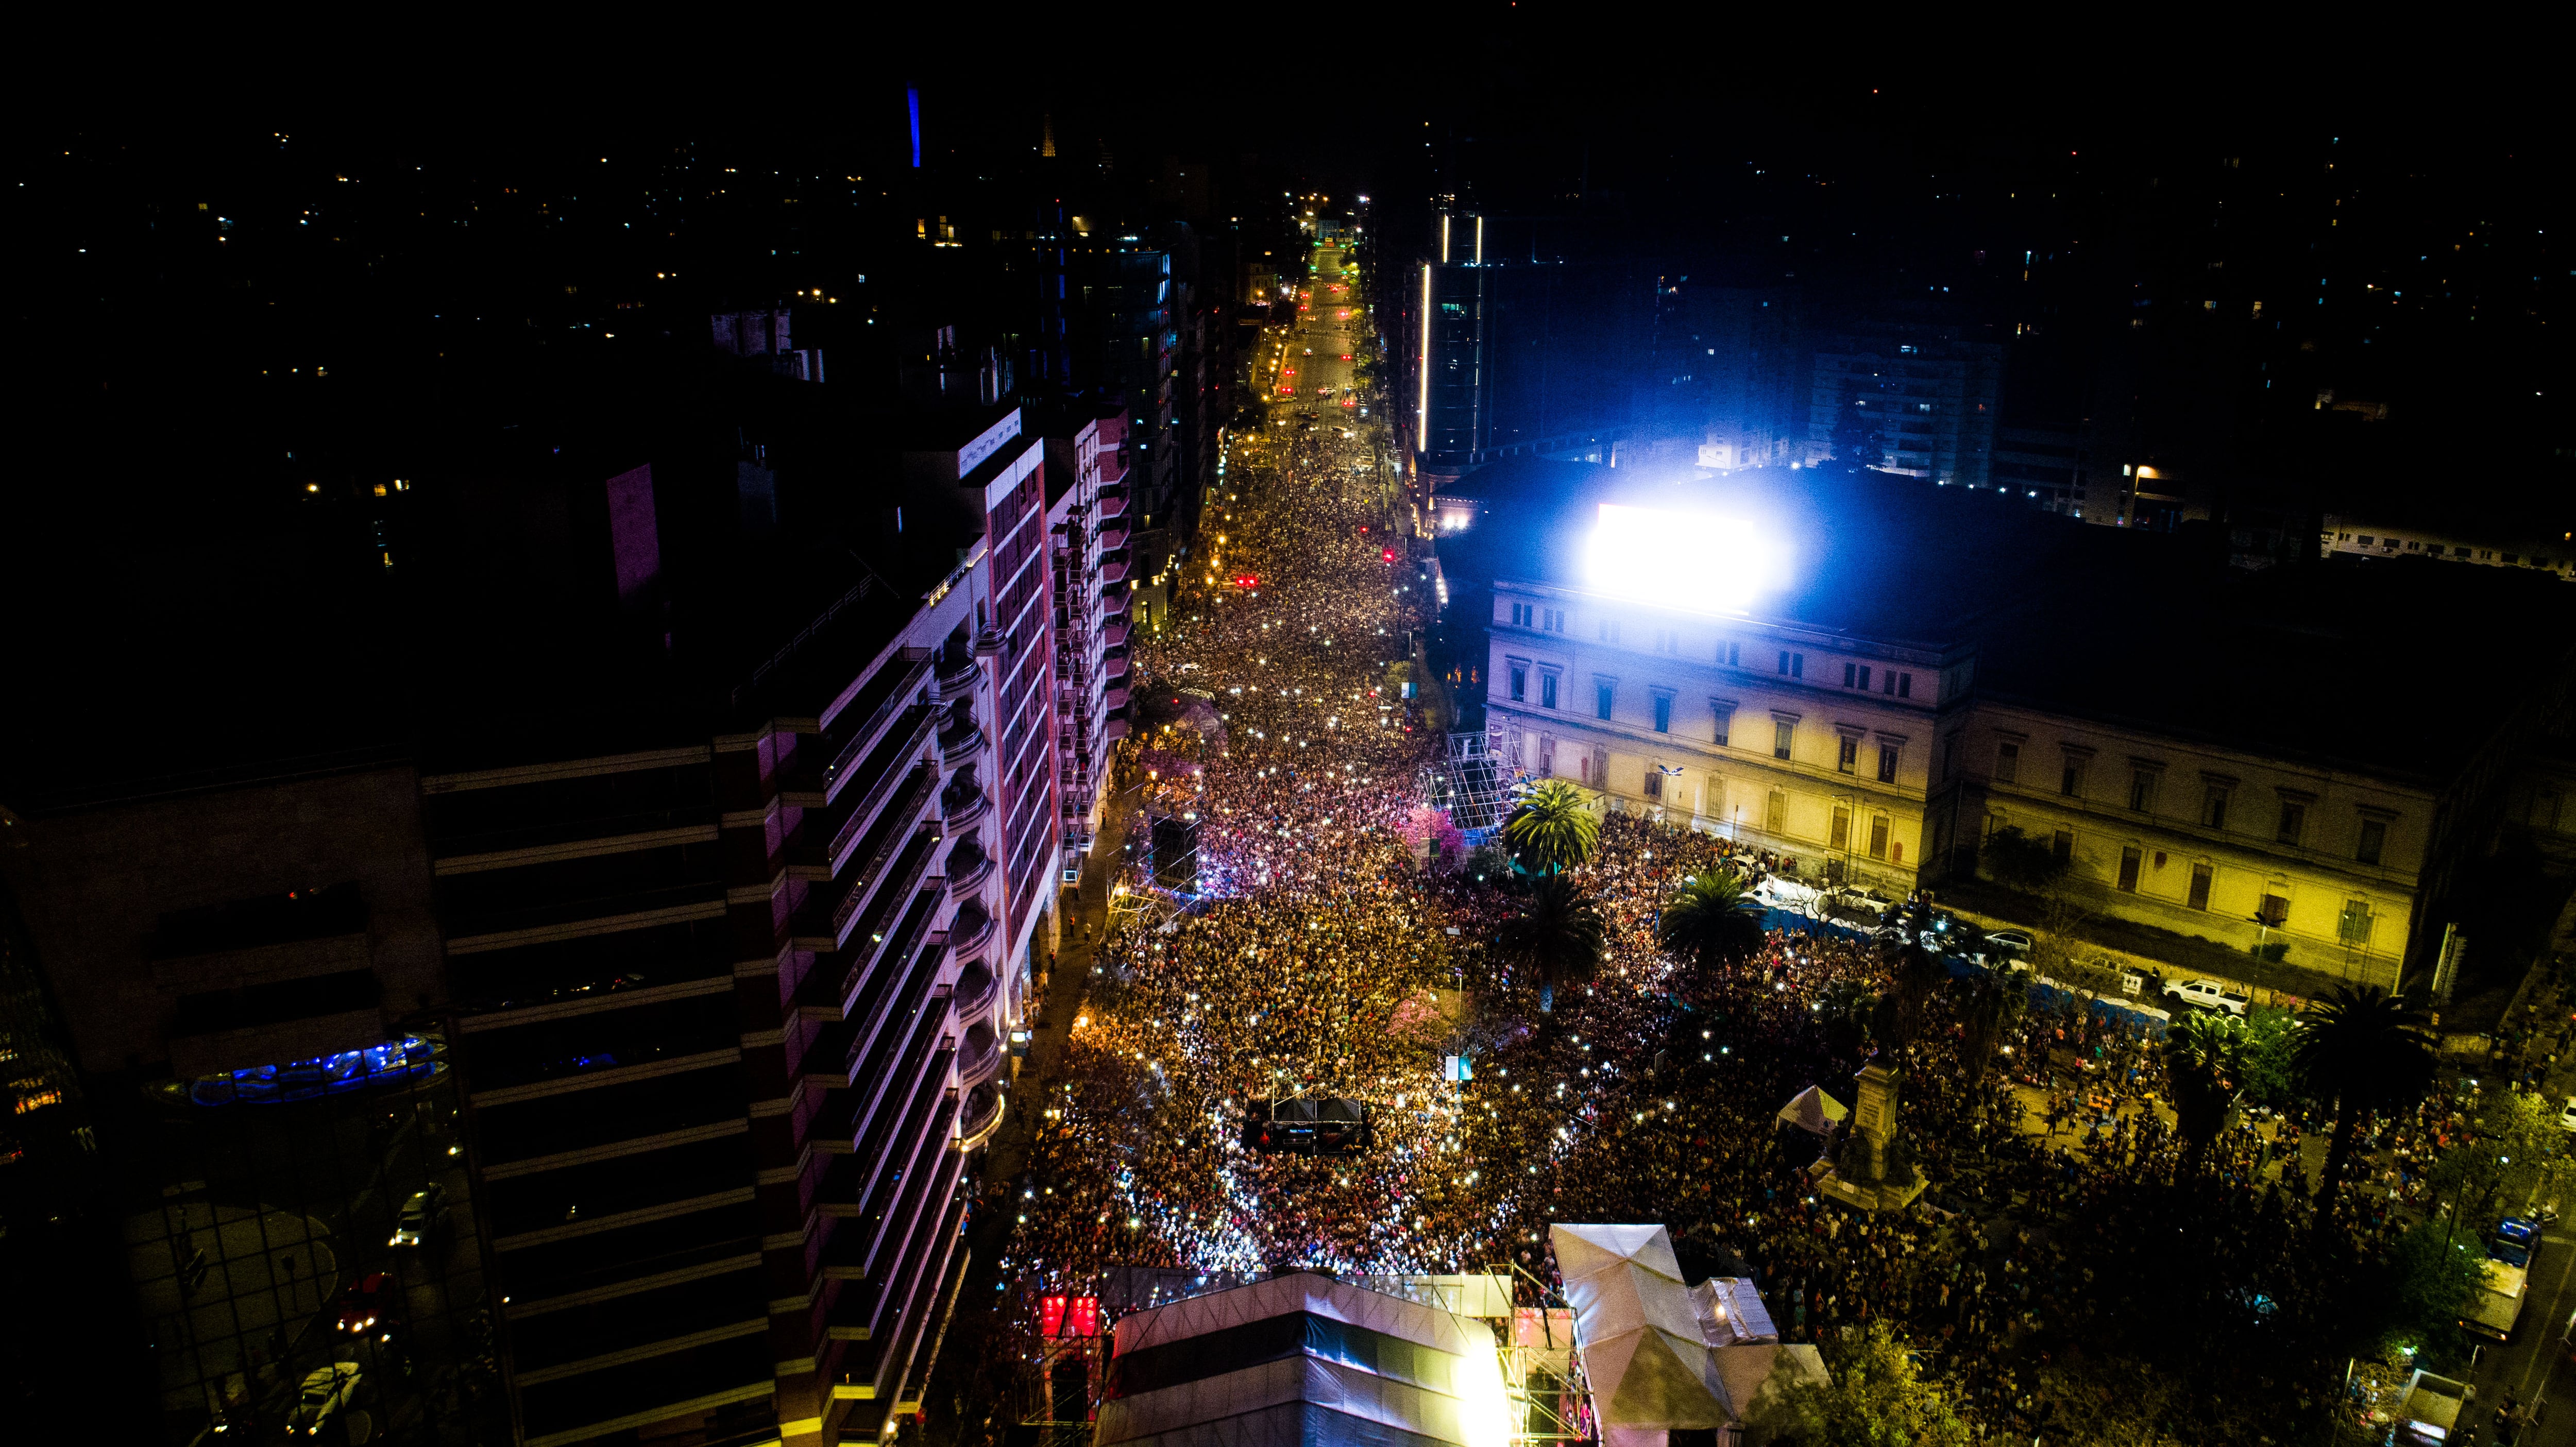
[1443,459,2576,995]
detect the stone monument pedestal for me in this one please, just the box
[1809,1063,1926,1213]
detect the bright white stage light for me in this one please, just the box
[1583,503,1785,612]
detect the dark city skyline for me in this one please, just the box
[5,46,2572,1447]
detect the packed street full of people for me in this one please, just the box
[985,250,2514,1446]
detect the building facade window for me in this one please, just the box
[1596,681,1615,720]
[2257,893,2289,927]
[2062,760,2087,798]
[1837,736,1858,774]
[2187,862,2213,910]
[1643,767,1663,799]
[1509,666,1527,702]
[2202,787,2229,830]
[2338,898,2375,944]
[1877,744,1898,784]
[1774,721,1793,760]
[2356,818,2387,865]
[2276,800,2306,845]
[1711,704,1734,747]
[2050,829,2073,862]
[1766,790,1787,835]
[1599,620,1622,644]
[1651,692,1673,733]
[1509,602,1533,627]
[1544,608,1566,632]
[1869,814,1890,860]
[1777,651,1804,678]
[2117,845,2142,892]
[1830,807,1852,851]
[1994,741,2019,784]
[1540,672,1558,710]
[1721,642,1741,667]
[2129,770,2158,813]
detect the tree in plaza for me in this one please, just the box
[1655,871,1765,973]
[1503,779,1600,875]
[2162,1011,2248,1174]
[1775,1319,1973,1447]
[2231,1005,2302,1108]
[1960,971,2028,1084]
[2426,1088,2576,1238]
[1501,872,1605,1013]
[2293,984,2438,1218]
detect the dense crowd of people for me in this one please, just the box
[981,318,2514,1447]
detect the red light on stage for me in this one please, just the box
[1382,548,1397,563]
[1067,1296,1099,1337]
[1041,1295,1066,1337]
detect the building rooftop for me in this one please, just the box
[1437,458,2576,786]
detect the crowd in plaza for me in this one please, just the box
[982,328,2510,1447]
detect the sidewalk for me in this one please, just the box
[984,770,1140,1184]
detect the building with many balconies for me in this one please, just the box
[1045,408,1134,876]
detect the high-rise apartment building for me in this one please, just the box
[1046,410,1134,874]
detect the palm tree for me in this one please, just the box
[1656,871,1766,974]
[1503,779,1600,876]
[1501,872,1606,1012]
[2163,1011,2248,1174]
[2293,984,2438,1218]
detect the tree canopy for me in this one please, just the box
[1503,779,1600,875]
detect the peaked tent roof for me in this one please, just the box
[1775,1085,1848,1136]
[1550,1223,1734,1429]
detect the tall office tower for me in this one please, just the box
[1415,211,1484,474]
[1809,326,2005,487]
[1046,409,1134,874]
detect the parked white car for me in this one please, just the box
[286,1363,360,1436]
[2163,979,2251,1016]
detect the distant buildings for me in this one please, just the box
[1808,326,2003,487]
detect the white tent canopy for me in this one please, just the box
[1550,1224,1732,1430]
[1774,1085,1848,1137]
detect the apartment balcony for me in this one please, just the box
[1103,687,1130,714]
[957,1022,1004,1085]
[1101,622,1128,650]
[934,656,982,699]
[956,1081,1005,1151]
[1096,489,1128,519]
[1097,522,1130,553]
[943,838,994,898]
[937,719,986,769]
[1098,561,1128,587]
[829,759,938,882]
[822,662,933,799]
[823,807,930,938]
[938,780,991,831]
[1100,588,1129,619]
[825,700,935,828]
[1103,652,1128,680]
[946,899,996,959]
[951,959,999,1021]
